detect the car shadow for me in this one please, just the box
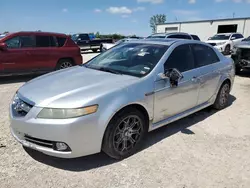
[0,74,41,85]
[25,95,236,172]
[236,69,250,78]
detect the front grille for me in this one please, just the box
[24,135,54,149]
[240,48,250,60]
[12,95,33,117]
[208,43,216,46]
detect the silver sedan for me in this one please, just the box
[9,39,235,159]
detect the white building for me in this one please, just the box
[156,17,250,41]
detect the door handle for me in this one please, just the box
[191,76,198,82]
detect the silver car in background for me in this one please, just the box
[10,39,235,159]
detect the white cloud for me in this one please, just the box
[172,9,198,15]
[62,8,68,13]
[131,19,138,23]
[121,15,130,18]
[106,7,132,14]
[94,9,102,13]
[137,0,164,4]
[215,0,226,2]
[133,7,146,11]
[188,0,196,3]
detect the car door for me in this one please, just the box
[191,44,221,105]
[153,44,201,123]
[1,35,35,74]
[31,35,56,71]
[230,34,243,47]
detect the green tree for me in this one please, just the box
[95,31,100,38]
[150,14,166,33]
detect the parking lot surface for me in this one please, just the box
[0,52,250,188]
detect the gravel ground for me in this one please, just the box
[0,53,250,188]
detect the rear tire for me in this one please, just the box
[213,82,230,110]
[92,49,98,53]
[235,65,241,75]
[102,108,147,159]
[56,59,74,70]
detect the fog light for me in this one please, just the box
[55,142,69,151]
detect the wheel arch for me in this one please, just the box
[100,102,151,148]
[57,57,76,65]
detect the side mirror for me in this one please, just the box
[0,43,7,51]
[158,68,183,87]
[231,37,236,40]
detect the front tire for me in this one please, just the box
[224,45,231,55]
[213,82,230,110]
[102,108,147,159]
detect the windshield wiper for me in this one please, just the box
[99,67,123,75]
[84,65,122,75]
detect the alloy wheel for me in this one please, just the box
[60,61,72,69]
[219,84,230,106]
[113,115,143,154]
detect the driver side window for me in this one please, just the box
[164,44,195,73]
[5,36,20,49]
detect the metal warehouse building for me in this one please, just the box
[156,17,250,41]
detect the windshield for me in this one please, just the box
[84,43,168,77]
[243,36,250,41]
[209,34,230,40]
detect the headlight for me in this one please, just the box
[232,46,237,54]
[217,42,226,46]
[37,105,98,119]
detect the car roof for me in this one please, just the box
[151,32,191,36]
[125,38,210,47]
[10,31,67,37]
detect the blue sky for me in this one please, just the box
[1,0,250,36]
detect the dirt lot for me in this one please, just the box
[0,53,250,188]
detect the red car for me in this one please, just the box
[0,31,82,76]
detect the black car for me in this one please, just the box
[71,33,113,53]
[231,36,250,74]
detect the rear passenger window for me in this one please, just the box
[164,44,195,72]
[20,36,35,48]
[192,44,220,67]
[36,36,50,47]
[50,36,57,47]
[56,37,67,47]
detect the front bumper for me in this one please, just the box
[214,45,225,53]
[9,104,104,158]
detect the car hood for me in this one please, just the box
[102,43,115,49]
[18,66,139,108]
[235,41,250,49]
[206,40,228,44]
